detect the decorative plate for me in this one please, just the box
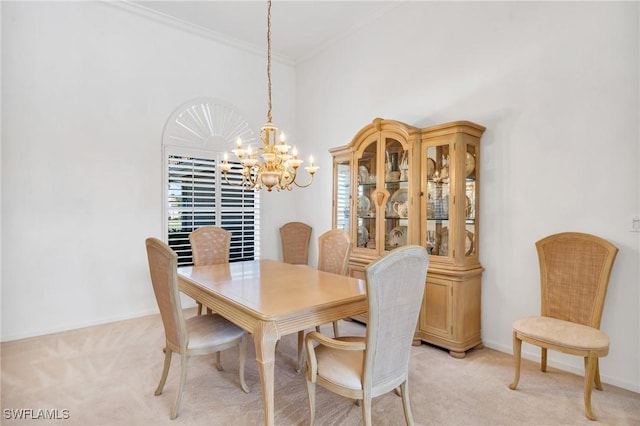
[427,158,436,179]
[465,152,475,177]
[465,230,475,255]
[358,226,369,247]
[436,227,474,256]
[387,226,407,247]
[389,188,408,204]
[437,227,449,256]
[358,195,371,216]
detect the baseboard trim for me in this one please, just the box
[482,339,640,394]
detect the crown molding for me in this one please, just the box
[103,0,295,67]
[295,2,403,65]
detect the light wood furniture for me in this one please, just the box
[177,259,366,426]
[416,121,485,358]
[189,226,232,315]
[296,229,353,371]
[304,245,429,426]
[509,232,618,421]
[145,238,248,420]
[330,119,485,358]
[330,118,420,323]
[279,221,312,265]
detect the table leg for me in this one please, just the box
[254,320,280,426]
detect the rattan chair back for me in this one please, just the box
[280,221,312,265]
[318,229,352,275]
[189,226,231,266]
[537,232,618,329]
[146,237,185,351]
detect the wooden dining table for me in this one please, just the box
[177,259,367,426]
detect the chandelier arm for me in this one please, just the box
[292,175,316,189]
[222,169,259,191]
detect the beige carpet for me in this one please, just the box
[2,309,639,426]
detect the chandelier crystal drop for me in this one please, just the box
[219,0,317,192]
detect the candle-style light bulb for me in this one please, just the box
[236,137,242,147]
[292,147,298,157]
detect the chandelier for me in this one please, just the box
[219,0,318,192]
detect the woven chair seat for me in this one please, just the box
[513,316,609,352]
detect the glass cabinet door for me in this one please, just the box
[333,156,351,232]
[383,137,409,251]
[356,139,377,250]
[423,140,478,260]
[424,142,451,257]
[464,144,477,258]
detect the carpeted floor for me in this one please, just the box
[2,309,639,425]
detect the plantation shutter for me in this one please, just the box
[335,162,351,231]
[166,149,260,266]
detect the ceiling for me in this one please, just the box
[127,1,402,63]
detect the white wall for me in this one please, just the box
[296,1,639,392]
[0,1,298,339]
[1,0,638,395]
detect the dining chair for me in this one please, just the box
[509,232,618,421]
[145,237,249,420]
[280,221,312,265]
[304,245,429,426]
[296,229,352,372]
[189,226,232,315]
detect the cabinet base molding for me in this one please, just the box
[412,332,483,358]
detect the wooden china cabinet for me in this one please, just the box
[330,118,485,358]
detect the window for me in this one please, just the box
[162,98,260,266]
[166,149,260,266]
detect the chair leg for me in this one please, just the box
[509,331,522,390]
[584,352,598,420]
[306,377,316,425]
[155,347,173,396]
[583,356,604,392]
[238,335,250,393]
[541,347,548,372]
[332,320,340,338]
[214,351,223,371]
[362,394,372,426]
[196,302,203,316]
[594,358,603,391]
[297,330,305,373]
[170,353,189,420]
[399,381,414,426]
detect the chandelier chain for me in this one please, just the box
[266,0,272,123]
[217,0,317,191]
